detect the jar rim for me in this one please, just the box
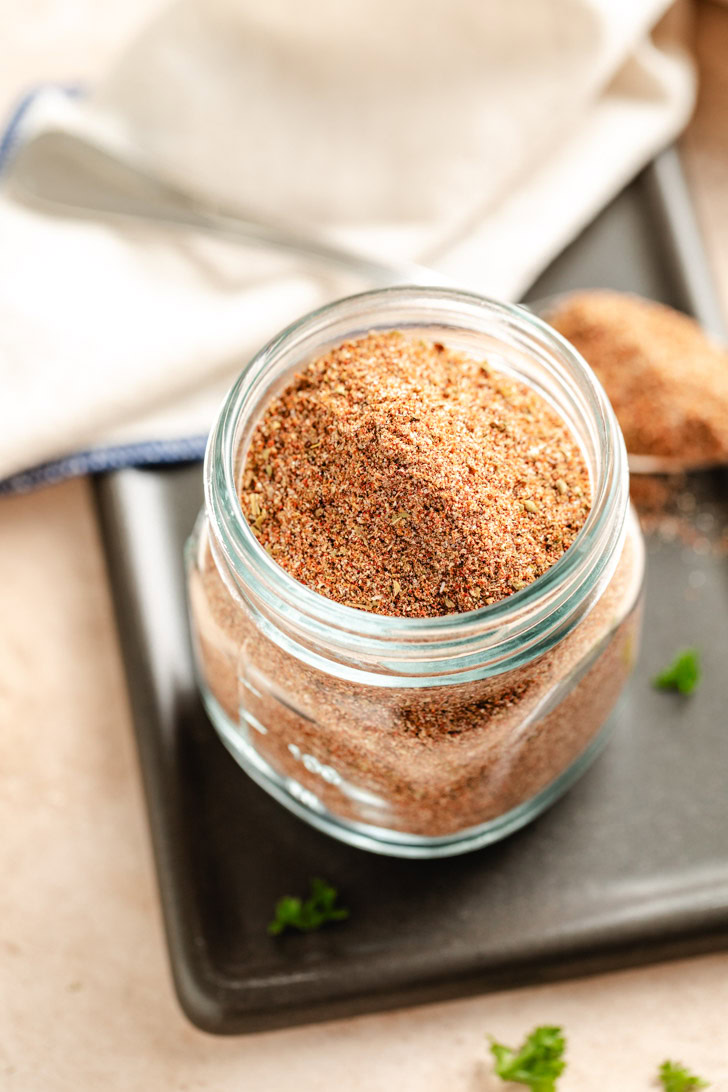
[204,286,629,678]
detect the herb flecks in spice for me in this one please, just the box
[653,649,701,696]
[242,332,591,617]
[658,1060,709,1091]
[268,878,349,936]
[489,1024,566,1091]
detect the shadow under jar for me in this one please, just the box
[186,287,644,858]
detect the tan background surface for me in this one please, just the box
[1,2,727,1088]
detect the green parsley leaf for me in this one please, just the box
[658,1059,709,1091]
[653,648,701,695]
[267,877,349,936]
[488,1025,566,1091]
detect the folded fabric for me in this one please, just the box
[0,0,695,491]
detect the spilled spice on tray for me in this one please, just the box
[547,291,728,464]
[241,331,591,617]
[629,471,728,557]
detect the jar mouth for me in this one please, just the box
[205,286,628,677]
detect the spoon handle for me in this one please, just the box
[8,128,452,289]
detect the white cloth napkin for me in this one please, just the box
[0,0,695,488]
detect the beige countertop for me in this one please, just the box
[2,3,728,1088]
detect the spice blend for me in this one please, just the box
[188,324,643,841]
[241,331,591,616]
[547,291,728,464]
[190,522,642,836]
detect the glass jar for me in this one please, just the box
[186,287,644,858]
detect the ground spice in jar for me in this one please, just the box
[190,520,642,837]
[188,315,643,844]
[241,331,591,617]
[547,291,728,464]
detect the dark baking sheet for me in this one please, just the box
[95,149,728,1034]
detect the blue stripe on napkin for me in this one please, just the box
[0,83,84,170]
[0,436,209,496]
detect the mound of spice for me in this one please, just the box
[241,331,591,617]
[547,291,728,463]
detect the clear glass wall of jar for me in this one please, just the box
[186,288,644,858]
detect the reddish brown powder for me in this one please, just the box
[188,327,642,841]
[547,291,728,463]
[189,329,642,839]
[241,331,591,617]
[189,519,643,836]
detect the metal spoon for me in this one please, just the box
[5,127,450,289]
